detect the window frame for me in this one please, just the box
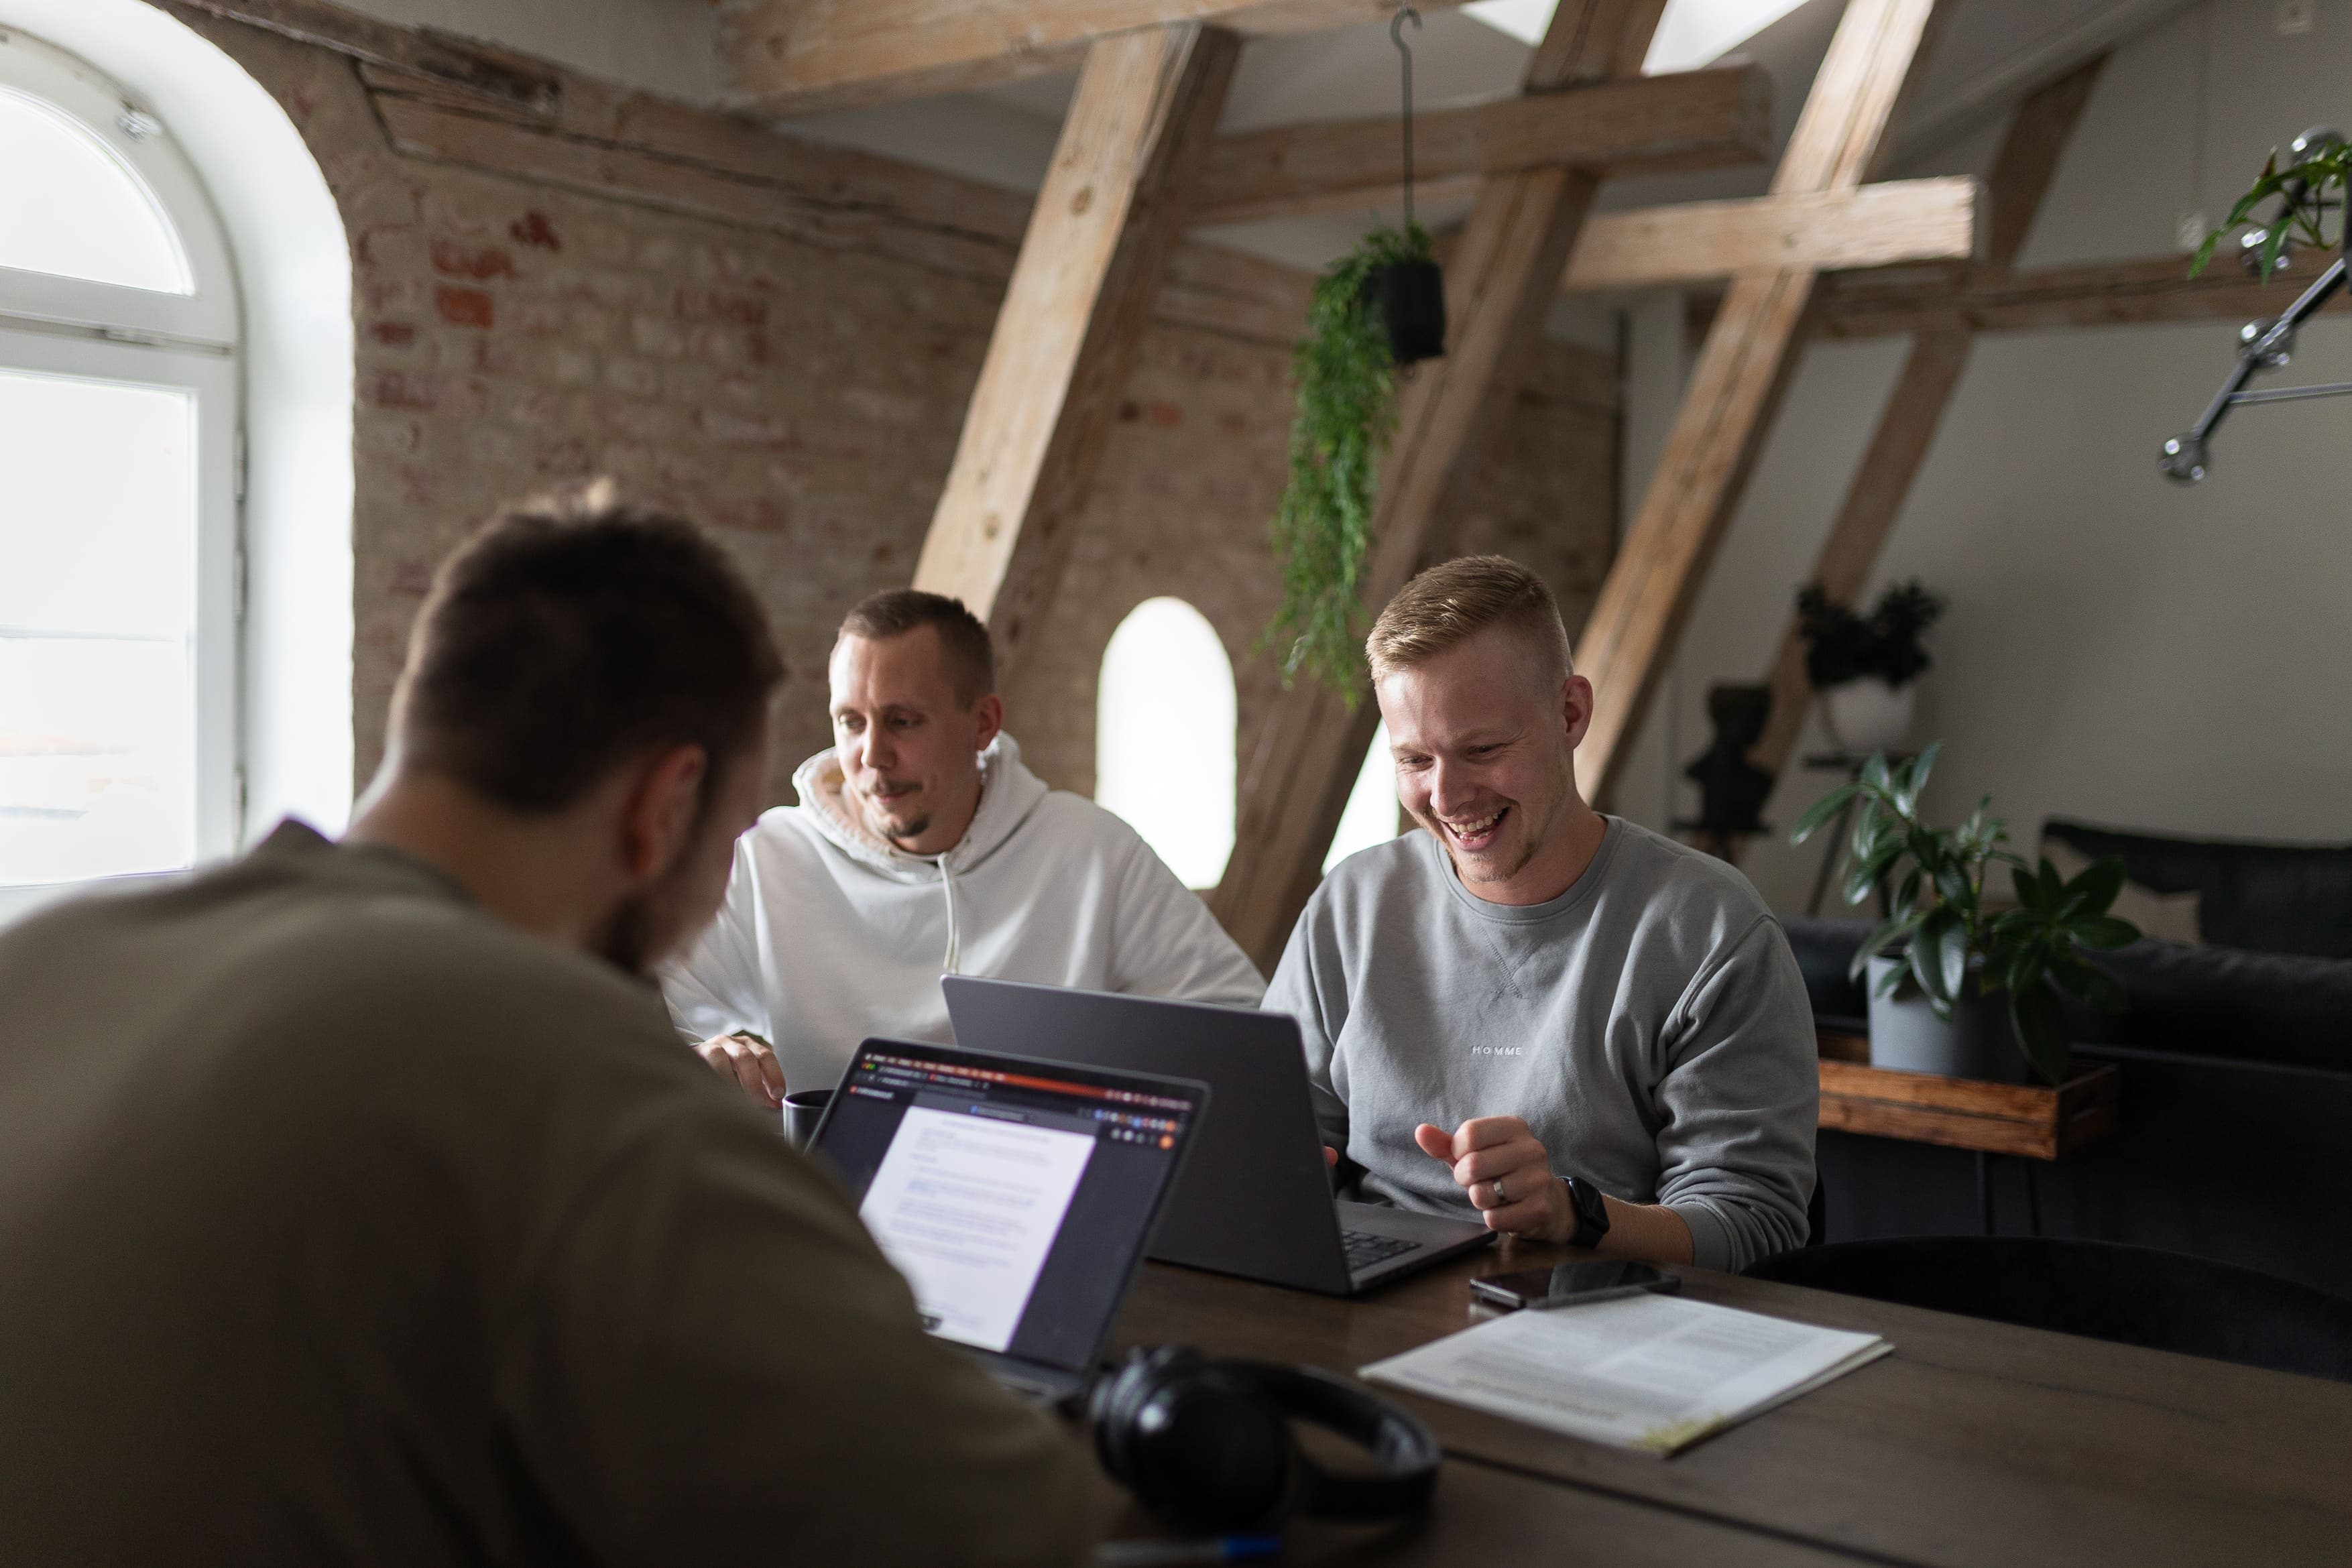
[0,29,243,924]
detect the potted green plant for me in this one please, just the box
[1265,222,1437,699]
[2190,127,2349,284]
[1792,745,2141,1085]
[1796,581,1943,756]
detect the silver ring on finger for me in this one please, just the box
[1492,1177,1507,1205]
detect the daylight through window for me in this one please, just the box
[1096,599,1237,890]
[0,31,240,913]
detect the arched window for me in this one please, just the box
[1096,599,1237,890]
[1,29,240,920]
[1324,722,1407,872]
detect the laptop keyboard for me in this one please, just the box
[1341,1229,1419,1272]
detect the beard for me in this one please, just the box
[593,849,709,977]
[592,891,658,976]
[857,787,931,847]
[1415,789,1566,890]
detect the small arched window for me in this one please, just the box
[1,29,241,921]
[1096,599,1237,890]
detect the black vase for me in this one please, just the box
[1362,258,1446,365]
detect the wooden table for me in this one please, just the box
[1108,1240,2352,1567]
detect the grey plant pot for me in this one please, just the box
[1864,955,2030,1083]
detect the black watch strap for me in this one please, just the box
[1562,1176,1612,1250]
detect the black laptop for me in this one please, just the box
[941,977,1495,1295]
[807,1036,1208,1406]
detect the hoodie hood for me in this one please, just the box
[789,733,1050,882]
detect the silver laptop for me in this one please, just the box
[807,1036,1207,1406]
[941,978,1494,1296]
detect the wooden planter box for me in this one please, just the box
[1815,1032,2119,1160]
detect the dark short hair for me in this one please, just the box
[837,589,994,707]
[1367,555,1572,685]
[391,489,784,814]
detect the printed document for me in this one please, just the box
[1361,1293,1889,1455]
[859,1107,1095,1353]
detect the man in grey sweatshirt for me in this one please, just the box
[1262,557,1817,1273]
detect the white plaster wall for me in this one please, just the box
[1609,0,2352,912]
[331,0,722,103]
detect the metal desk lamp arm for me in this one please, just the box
[2162,127,2351,484]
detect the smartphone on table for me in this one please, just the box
[1470,1260,1680,1311]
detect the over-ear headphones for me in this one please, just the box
[1089,1345,1441,1534]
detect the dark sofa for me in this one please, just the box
[1784,819,2352,1299]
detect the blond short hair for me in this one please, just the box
[1366,556,1572,684]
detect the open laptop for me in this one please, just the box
[942,977,1494,1296]
[807,1036,1207,1407]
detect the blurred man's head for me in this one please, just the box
[1367,556,1598,904]
[377,489,782,969]
[827,590,1002,857]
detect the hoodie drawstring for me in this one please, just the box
[939,853,962,976]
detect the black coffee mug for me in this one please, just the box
[782,1089,833,1148]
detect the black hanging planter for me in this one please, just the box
[1362,257,1446,365]
[1368,7,1444,366]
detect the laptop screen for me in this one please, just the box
[811,1038,1206,1374]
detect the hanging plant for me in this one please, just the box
[1264,8,1444,702]
[1265,222,1435,699]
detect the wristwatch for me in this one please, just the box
[1561,1175,1612,1250]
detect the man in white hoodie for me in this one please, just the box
[663,589,1265,1101]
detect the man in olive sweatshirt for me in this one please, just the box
[0,493,1091,1566]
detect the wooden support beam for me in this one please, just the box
[167,0,561,107]
[1189,66,1772,228]
[1810,251,2352,337]
[910,25,1240,694]
[366,79,1029,285]
[1560,177,1979,294]
[1571,0,1943,808]
[1750,57,2103,783]
[724,0,1472,117]
[362,56,1633,383]
[362,59,1346,356]
[1210,0,1665,971]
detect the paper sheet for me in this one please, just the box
[858,1107,1095,1353]
[1360,1292,1889,1455]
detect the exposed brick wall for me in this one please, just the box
[196,17,991,790]
[183,12,1615,829]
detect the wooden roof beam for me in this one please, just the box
[1572,0,1946,807]
[725,0,1476,119]
[1189,64,1771,227]
[1749,58,2105,791]
[167,0,560,109]
[911,24,1242,695]
[1210,0,1670,970]
[1809,251,2352,337]
[1560,176,1980,294]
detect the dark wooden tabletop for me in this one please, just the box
[1109,1238,2352,1567]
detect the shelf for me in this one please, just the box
[1815,1032,2119,1160]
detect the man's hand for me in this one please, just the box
[696,1032,786,1110]
[1413,1117,1571,1242]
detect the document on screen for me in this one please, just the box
[1361,1292,1889,1455]
[858,1107,1096,1352]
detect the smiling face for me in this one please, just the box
[828,625,1002,856]
[1376,625,1602,906]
